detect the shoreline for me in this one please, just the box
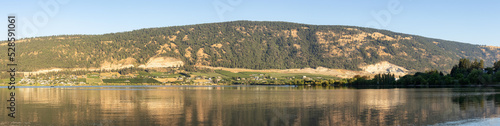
[2,84,500,88]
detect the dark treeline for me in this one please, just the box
[351,59,500,86]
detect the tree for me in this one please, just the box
[495,72,500,82]
[414,76,427,85]
[427,72,441,85]
[458,58,471,69]
[468,69,482,84]
[494,60,500,71]
[479,59,485,69]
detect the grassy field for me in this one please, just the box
[162,74,184,78]
[137,72,184,78]
[190,72,225,78]
[77,78,86,83]
[213,70,339,80]
[215,70,264,78]
[266,73,340,80]
[87,74,100,78]
[149,72,164,76]
[102,78,160,83]
[86,78,103,84]
[0,78,8,83]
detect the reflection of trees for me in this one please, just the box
[449,89,500,122]
[452,94,487,110]
[451,88,500,111]
[4,88,500,125]
[451,93,500,110]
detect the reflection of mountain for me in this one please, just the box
[2,87,500,125]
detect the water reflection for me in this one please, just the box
[0,86,499,125]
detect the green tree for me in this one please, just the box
[494,60,500,71]
[495,72,500,82]
[458,58,472,69]
[414,76,427,85]
[468,69,482,84]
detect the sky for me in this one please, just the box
[1,0,500,46]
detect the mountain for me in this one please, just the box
[1,21,499,75]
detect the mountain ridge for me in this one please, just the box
[1,21,499,74]
[4,20,485,47]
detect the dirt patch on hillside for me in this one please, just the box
[392,43,402,48]
[100,57,137,70]
[196,48,210,65]
[293,44,301,49]
[182,35,189,41]
[156,43,172,54]
[316,28,411,47]
[480,46,500,59]
[100,41,113,44]
[211,43,223,48]
[315,31,336,44]
[370,32,395,41]
[167,35,177,41]
[196,48,209,58]
[279,29,300,39]
[138,56,184,68]
[185,47,192,60]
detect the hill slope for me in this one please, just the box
[1,21,499,74]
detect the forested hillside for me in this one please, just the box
[1,21,499,72]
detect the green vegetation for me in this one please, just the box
[214,70,259,78]
[86,78,103,84]
[0,21,498,74]
[77,78,86,83]
[102,78,160,83]
[266,73,338,80]
[87,74,100,78]
[190,72,224,78]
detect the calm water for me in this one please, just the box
[1,86,500,126]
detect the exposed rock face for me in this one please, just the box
[360,61,408,75]
[100,57,136,70]
[138,56,184,68]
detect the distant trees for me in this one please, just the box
[495,72,500,82]
[352,58,500,86]
[451,58,485,77]
[350,73,395,85]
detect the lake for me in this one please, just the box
[1,86,500,125]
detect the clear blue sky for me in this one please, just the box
[1,0,499,46]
